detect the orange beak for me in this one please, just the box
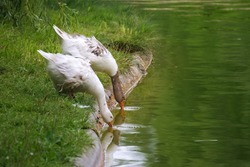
[119,100,126,117]
[108,122,113,127]
[119,100,125,111]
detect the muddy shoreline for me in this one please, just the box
[75,50,153,167]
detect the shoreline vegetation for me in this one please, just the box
[0,0,156,166]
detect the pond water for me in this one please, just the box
[103,1,250,166]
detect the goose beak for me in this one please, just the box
[119,100,125,110]
[119,100,126,117]
[108,122,113,127]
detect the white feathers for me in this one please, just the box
[37,25,122,126]
[53,25,118,77]
[37,49,113,125]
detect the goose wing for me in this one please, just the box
[53,25,110,58]
[38,50,92,89]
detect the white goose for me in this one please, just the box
[53,25,125,113]
[37,49,113,127]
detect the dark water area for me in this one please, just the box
[103,1,250,166]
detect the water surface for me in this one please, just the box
[104,1,250,166]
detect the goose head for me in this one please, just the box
[95,92,114,127]
[102,111,114,127]
[101,108,114,127]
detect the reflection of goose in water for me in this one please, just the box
[101,128,114,151]
[75,106,156,166]
[113,110,126,126]
[110,123,149,167]
[37,50,113,127]
[106,129,120,166]
[101,125,149,167]
[53,25,125,114]
[112,105,141,126]
[101,128,121,167]
[75,129,104,167]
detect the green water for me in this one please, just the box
[106,1,250,167]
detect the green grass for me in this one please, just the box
[0,0,156,166]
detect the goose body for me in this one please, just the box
[37,50,113,126]
[53,25,125,112]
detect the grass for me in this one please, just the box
[0,0,156,166]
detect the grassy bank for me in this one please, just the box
[0,0,155,166]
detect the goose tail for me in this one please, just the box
[53,25,70,40]
[37,50,52,60]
